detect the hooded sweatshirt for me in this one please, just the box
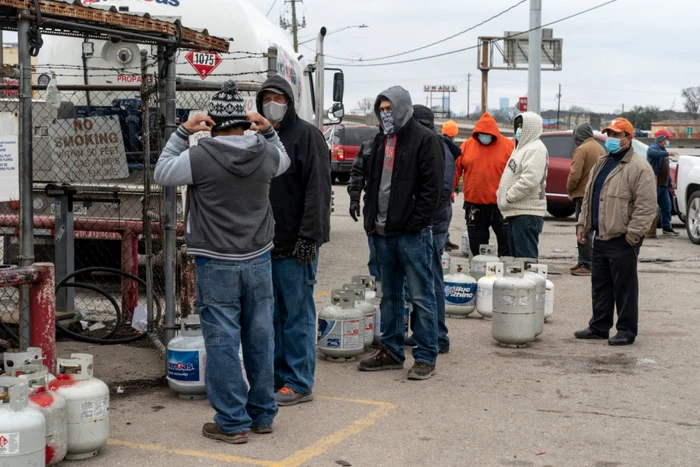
[647,137,671,186]
[454,112,514,205]
[497,112,548,218]
[567,123,606,199]
[255,76,332,257]
[154,125,290,261]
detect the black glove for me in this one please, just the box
[349,199,361,222]
[293,237,317,265]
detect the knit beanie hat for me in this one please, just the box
[208,81,251,132]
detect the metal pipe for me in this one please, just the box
[0,83,262,93]
[163,44,178,349]
[81,36,92,111]
[314,27,327,130]
[527,0,542,114]
[29,263,56,374]
[267,46,278,78]
[480,40,489,116]
[0,215,185,236]
[17,12,34,350]
[141,50,155,333]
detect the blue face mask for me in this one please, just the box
[478,134,493,145]
[515,128,522,141]
[605,137,621,153]
[665,141,671,148]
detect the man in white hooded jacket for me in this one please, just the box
[497,112,548,259]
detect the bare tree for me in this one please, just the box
[357,97,374,115]
[681,87,700,118]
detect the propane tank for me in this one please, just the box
[351,275,376,301]
[536,265,555,322]
[471,245,500,281]
[167,314,207,400]
[441,251,451,275]
[499,256,515,264]
[3,347,44,373]
[317,290,365,361]
[51,354,109,460]
[492,263,537,347]
[343,283,376,348]
[0,377,45,467]
[444,265,477,318]
[476,262,504,319]
[372,281,383,346]
[524,262,547,337]
[11,365,67,466]
[461,231,472,259]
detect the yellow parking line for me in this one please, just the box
[313,290,331,298]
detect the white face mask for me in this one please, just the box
[263,101,288,123]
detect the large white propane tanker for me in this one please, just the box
[492,263,537,348]
[372,281,383,346]
[0,377,45,467]
[167,314,207,400]
[537,265,555,322]
[471,245,500,281]
[461,231,472,259]
[351,275,376,301]
[476,262,504,319]
[317,290,365,361]
[343,283,375,348]
[444,265,477,318]
[524,262,546,337]
[51,354,109,460]
[11,365,68,466]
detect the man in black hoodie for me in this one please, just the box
[256,76,332,406]
[357,86,444,381]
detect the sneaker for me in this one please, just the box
[407,362,435,380]
[202,423,248,444]
[662,228,679,236]
[357,345,404,371]
[251,426,273,434]
[275,387,314,406]
[571,266,592,276]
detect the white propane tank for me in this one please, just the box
[351,275,376,301]
[524,262,547,337]
[51,354,109,460]
[372,281,383,346]
[471,245,500,281]
[536,265,555,322]
[0,377,45,467]
[343,283,376,348]
[444,265,478,318]
[476,262,504,319]
[492,263,537,347]
[11,365,67,466]
[318,290,365,361]
[441,251,451,275]
[167,314,207,400]
[3,347,43,372]
[461,231,472,258]
[499,256,515,264]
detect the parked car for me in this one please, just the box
[324,124,379,184]
[676,155,700,244]
[540,131,678,218]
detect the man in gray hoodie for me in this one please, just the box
[154,81,290,445]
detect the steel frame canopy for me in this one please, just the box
[0,0,230,52]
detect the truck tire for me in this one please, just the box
[686,191,700,245]
[547,205,575,219]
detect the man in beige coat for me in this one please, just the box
[574,118,657,346]
[566,123,606,276]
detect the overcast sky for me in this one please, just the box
[249,0,699,115]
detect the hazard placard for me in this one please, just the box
[185,51,223,80]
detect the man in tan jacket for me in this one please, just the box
[574,118,656,346]
[567,123,606,276]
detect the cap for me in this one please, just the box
[654,129,673,139]
[601,118,634,136]
[442,120,459,137]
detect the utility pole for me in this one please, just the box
[466,73,471,120]
[280,0,306,53]
[0,30,4,66]
[480,40,489,117]
[621,103,625,114]
[527,0,542,114]
[556,83,561,130]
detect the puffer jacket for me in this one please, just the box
[497,112,548,218]
[578,148,657,243]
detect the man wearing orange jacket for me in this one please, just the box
[454,112,514,257]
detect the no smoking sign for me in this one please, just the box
[185,51,223,80]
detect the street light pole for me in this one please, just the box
[527,0,542,114]
[299,24,368,46]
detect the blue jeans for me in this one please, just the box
[431,232,450,351]
[272,255,318,394]
[373,228,438,366]
[657,186,672,230]
[367,235,380,282]
[507,215,544,260]
[196,254,277,434]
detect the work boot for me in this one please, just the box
[445,241,459,251]
[275,387,313,406]
[608,334,635,346]
[570,263,582,271]
[251,426,273,434]
[202,423,248,444]
[357,345,403,371]
[407,362,435,380]
[662,228,679,236]
[574,328,608,340]
[571,266,592,276]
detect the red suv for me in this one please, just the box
[325,124,379,183]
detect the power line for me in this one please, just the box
[265,0,278,18]
[331,0,527,63]
[328,0,620,68]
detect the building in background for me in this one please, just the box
[651,121,700,139]
[499,97,510,110]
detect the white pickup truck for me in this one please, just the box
[676,155,700,244]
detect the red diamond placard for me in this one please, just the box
[185,51,223,80]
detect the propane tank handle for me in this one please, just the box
[504,261,525,277]
[456,264,463,273]
[57,353,94,380]
[182,314,202,331]
[330,288,345,304]
[342,283,366,300]
[0,376,29,411]
[10,364,49,389]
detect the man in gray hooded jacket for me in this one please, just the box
[154,81,290,445]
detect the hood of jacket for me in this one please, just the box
[255,75,297,131]
[514,111,543,147]
[412,104,435,130]
[374,86,414,134]
[574,123,594,147]
[472,112,502,140]
[196,134,268,178]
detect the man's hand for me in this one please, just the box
[349,200,360,222]
[182,113,216,133]
[625,234,637,246]
[293,237,317,265]
[576,226,587,244]
[669,151,679,157]
[247,112,272,132]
